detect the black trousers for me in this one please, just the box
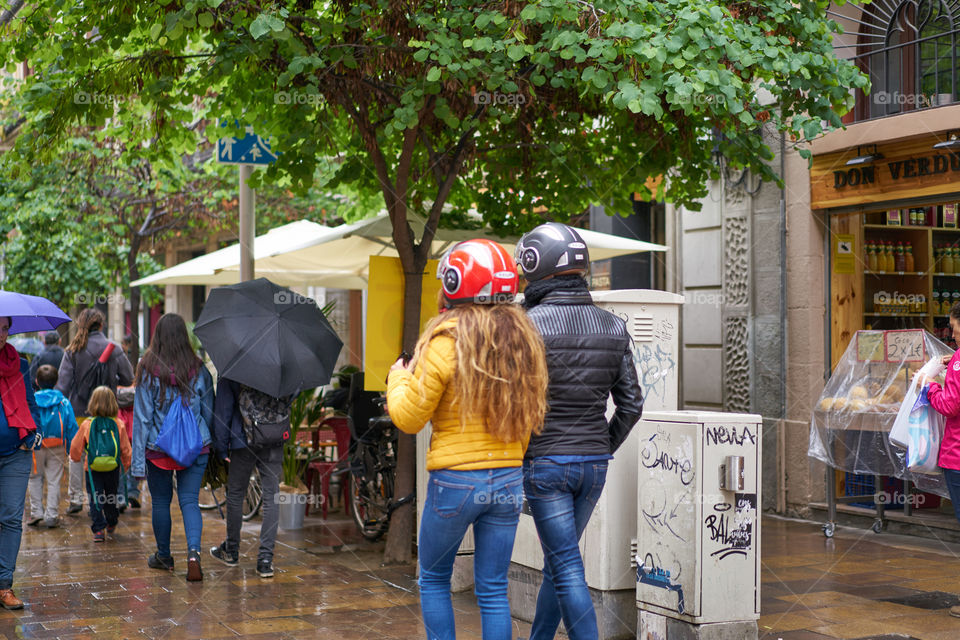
[86,467,120,533]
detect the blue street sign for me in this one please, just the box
[217,123,278,165]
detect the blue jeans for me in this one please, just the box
[943,468,960,521]
[120,469,141,502]
[146,454,208,556]
[523,459,608,640]
[418,467,523,640]
[0,450,31,589]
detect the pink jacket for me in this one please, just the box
[927,350,960,470]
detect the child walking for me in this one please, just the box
[69,386,131,542]
[27,365,79,529]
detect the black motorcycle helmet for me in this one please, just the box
[514,222,589,282]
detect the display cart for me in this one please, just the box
[809,329,952,538]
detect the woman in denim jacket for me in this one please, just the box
[132,314,214,582]
[387,240,548,640]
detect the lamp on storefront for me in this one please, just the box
[933,131,960,150]
[846,144,883,166]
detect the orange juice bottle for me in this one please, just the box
[944,246,955,274]
[905,244,914,272]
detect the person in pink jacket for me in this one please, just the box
[926,307,960,618]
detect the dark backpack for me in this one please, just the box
[86,417,121,473]
[237,385,293,448]
[74,345,113,410]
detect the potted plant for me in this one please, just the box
[278,388,325,530]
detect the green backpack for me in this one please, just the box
[86,417,121,473]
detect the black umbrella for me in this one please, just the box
[193,278,343,397]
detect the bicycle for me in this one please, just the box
[198,468,262,521]
[342,373,413,541]
[349,414,398,540]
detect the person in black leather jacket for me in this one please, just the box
[516,222,644,640]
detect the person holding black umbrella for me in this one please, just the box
[131,313,214,582]
[198,278,343,579]
[209,380,292,578]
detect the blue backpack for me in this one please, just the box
[37,399,70,448]
[154,394,203,468]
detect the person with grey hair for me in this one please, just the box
[29,332,64,389]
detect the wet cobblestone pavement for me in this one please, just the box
[0,488,530,639]
[761,517,960,640]
[7,492,960,638]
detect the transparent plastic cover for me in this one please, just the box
[808,329,953,497]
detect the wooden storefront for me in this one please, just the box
[811,133,960,368]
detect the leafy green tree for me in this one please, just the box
[0,0,866,562]
[0,153,113,311]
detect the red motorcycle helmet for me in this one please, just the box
[437,239,518,306]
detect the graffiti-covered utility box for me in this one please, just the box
[511,289,683,592]
[635,411,762,625]
[590,289,682,412]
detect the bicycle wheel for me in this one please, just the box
[198,484,227,510]
[242,468,262,521]
[350,467,392,541]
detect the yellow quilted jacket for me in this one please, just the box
[386,319,530,471]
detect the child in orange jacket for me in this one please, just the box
[69,386,132,542]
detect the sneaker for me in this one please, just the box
[67,503,82,515]
[210,542,238,567]
[26,517,42,527]
[0,589,23,610]
[951,605,960,618]
[256,559,274,578]
[106,524,116,535]
[186,550,203,582]
[92,530,105,543]
[147,552,174,571]
[128,497,141,509]
[43,518,59,529]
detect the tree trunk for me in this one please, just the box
[126,236,141,366]
[382,257,425,565]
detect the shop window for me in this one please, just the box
[833,0,959,122]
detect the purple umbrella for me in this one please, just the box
[0,291,72,335]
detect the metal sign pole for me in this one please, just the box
[239,164,255,282]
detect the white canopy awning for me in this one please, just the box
[133,214,667,290]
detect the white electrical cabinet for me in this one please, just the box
[511,290,683,591]
[635,411,762,624]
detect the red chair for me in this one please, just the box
[305,416,352,518]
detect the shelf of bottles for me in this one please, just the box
[861,204,960,346]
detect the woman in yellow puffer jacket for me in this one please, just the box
[387,239,548,640]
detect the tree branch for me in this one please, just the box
[0,0,25,26]
[419,125,476,258]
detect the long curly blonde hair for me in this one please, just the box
[412,303,548,443]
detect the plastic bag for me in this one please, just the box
[889,376,923,449]
[890,356,946,449]
[916,356,947,383]
[904,385,944,474]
